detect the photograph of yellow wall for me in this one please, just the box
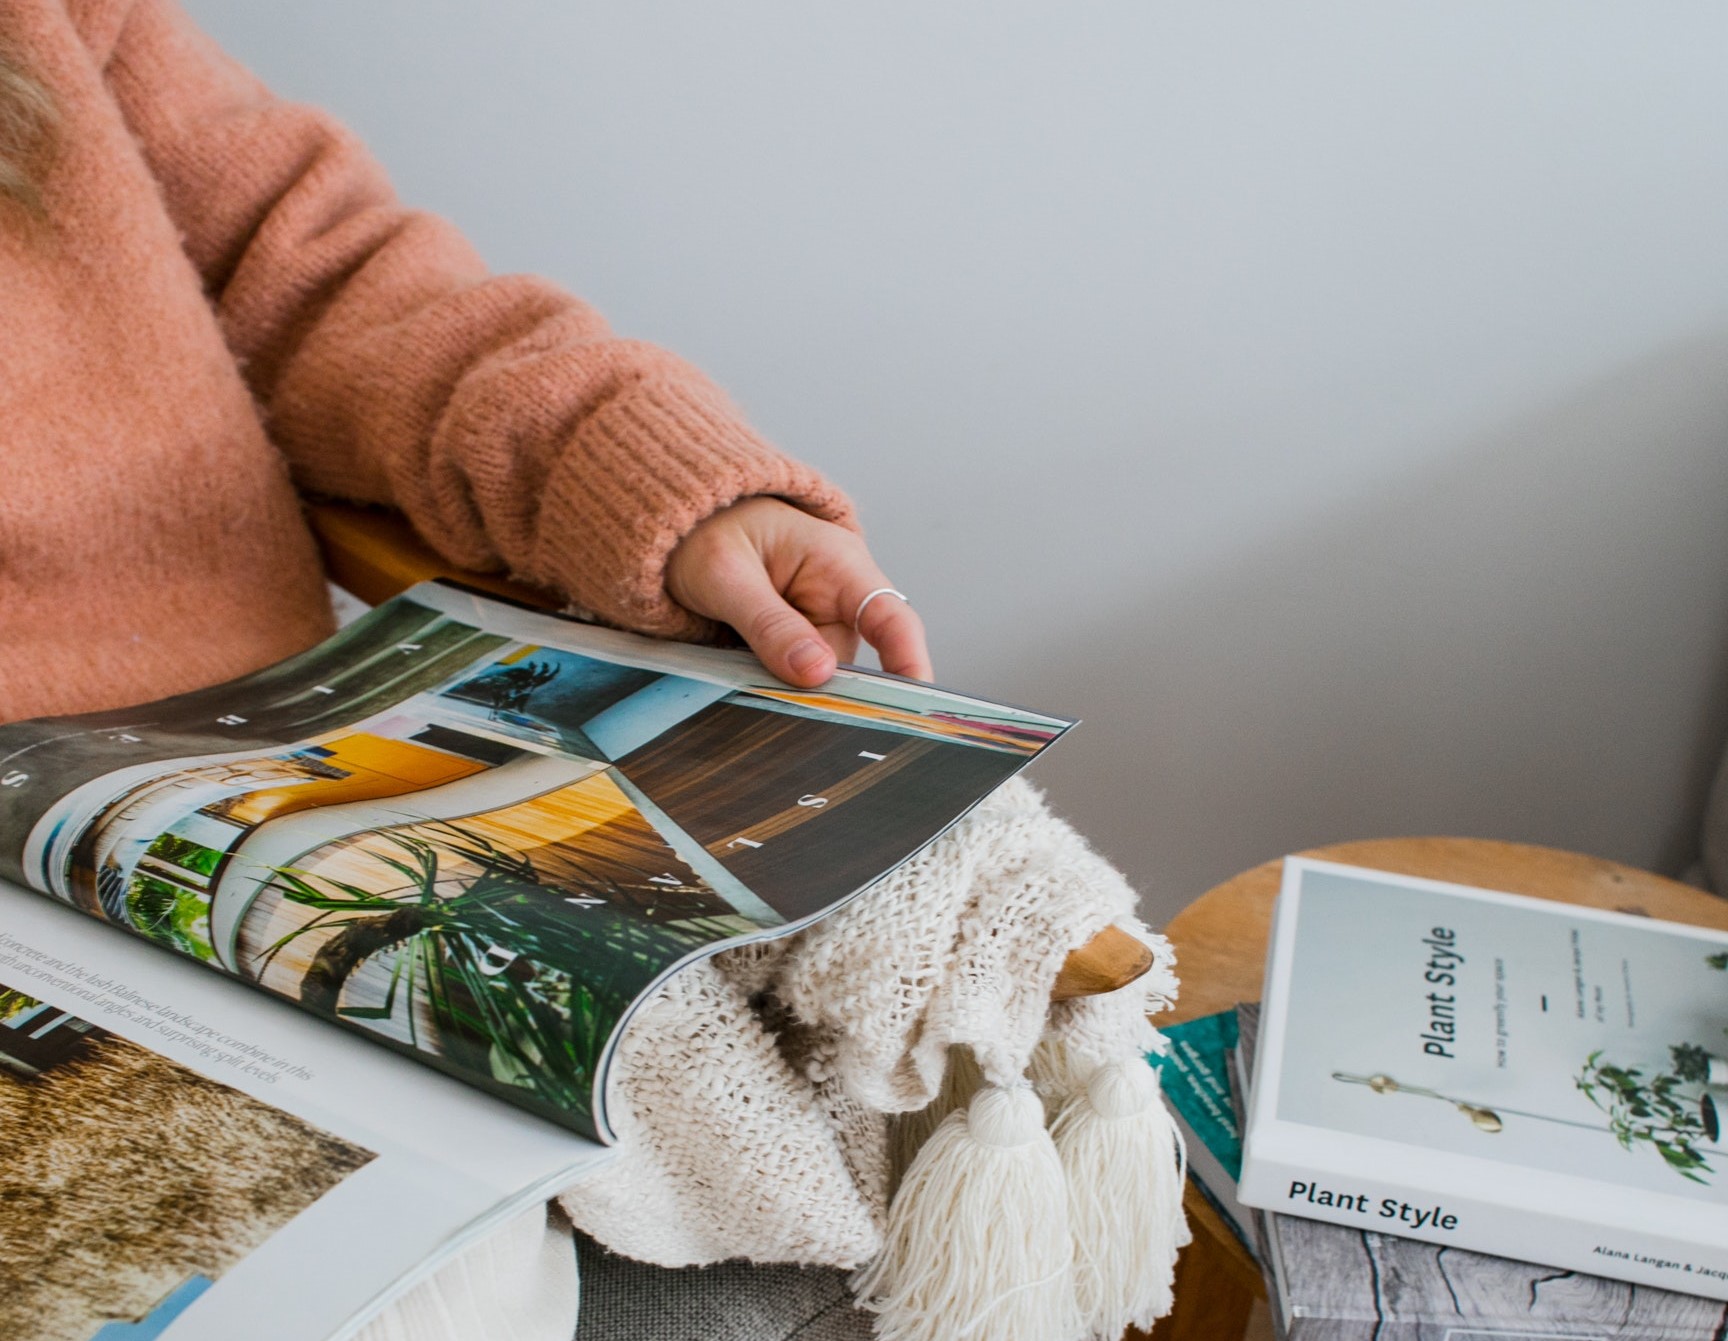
[65,726,514,964]
[209,732,490,827]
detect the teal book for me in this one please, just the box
[1155,1009,1257,1258]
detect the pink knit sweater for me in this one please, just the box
[0,0,854,726]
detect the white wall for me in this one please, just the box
[183,1,1728,925]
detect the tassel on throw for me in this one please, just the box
[1051,1059,1189,1337]
[857,1083,1083,1341]
[889,1043,986,1193]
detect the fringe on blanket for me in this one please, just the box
[559,778,1187,1341]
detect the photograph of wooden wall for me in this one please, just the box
[617,698,1026,922]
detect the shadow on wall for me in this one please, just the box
[1016,331,1728,927]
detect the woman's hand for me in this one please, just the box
[666,497,932,688]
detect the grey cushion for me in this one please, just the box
[575,1234,874,1341]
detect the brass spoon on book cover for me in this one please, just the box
[1333,1071,1504,1132]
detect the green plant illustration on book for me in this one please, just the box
[256,822,709,1122]
[1576,1049,1718,1184]
[1332,949,1728,1186]
[1566,950,1728,1184]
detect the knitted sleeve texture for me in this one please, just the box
[100,0,856,637]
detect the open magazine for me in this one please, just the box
[0,581,1072,1341]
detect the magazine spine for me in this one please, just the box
[1237,1153,1728,1303]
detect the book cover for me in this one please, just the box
[1238,859,1728,1299]
[1156,1009,1258,1258]
[1235,1002,1728,1340]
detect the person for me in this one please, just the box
[0,2,931,1335]
[0,0,929,738]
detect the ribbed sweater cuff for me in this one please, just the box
[528,377,858,640]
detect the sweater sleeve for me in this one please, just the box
[100,0,856,638]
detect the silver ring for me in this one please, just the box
[853,586,909,632]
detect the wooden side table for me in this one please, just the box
[1145,837,1728,1341]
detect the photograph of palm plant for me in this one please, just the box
[0,982,373,1341]
[233,772,746,1132]
[438,644,663,757]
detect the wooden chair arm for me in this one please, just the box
[305,501,1154,1002]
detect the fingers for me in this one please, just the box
[696,558,839,688]
[664,497,933,686]
[853,587,932,682]
[815,621,861,668]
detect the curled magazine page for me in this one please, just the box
[0,886,604,1341]
[0,582,1073,1143]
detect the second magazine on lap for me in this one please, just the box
[0,889,606,1341]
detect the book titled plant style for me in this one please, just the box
[1238,859,1728,1300]
[1232,1003,1728,1340]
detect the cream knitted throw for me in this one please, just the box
[556,776,1186,1340]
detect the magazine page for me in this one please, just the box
[0,881,606,1341]
[0,581,1073,1142]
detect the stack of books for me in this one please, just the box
[1159,859,1728,1339]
